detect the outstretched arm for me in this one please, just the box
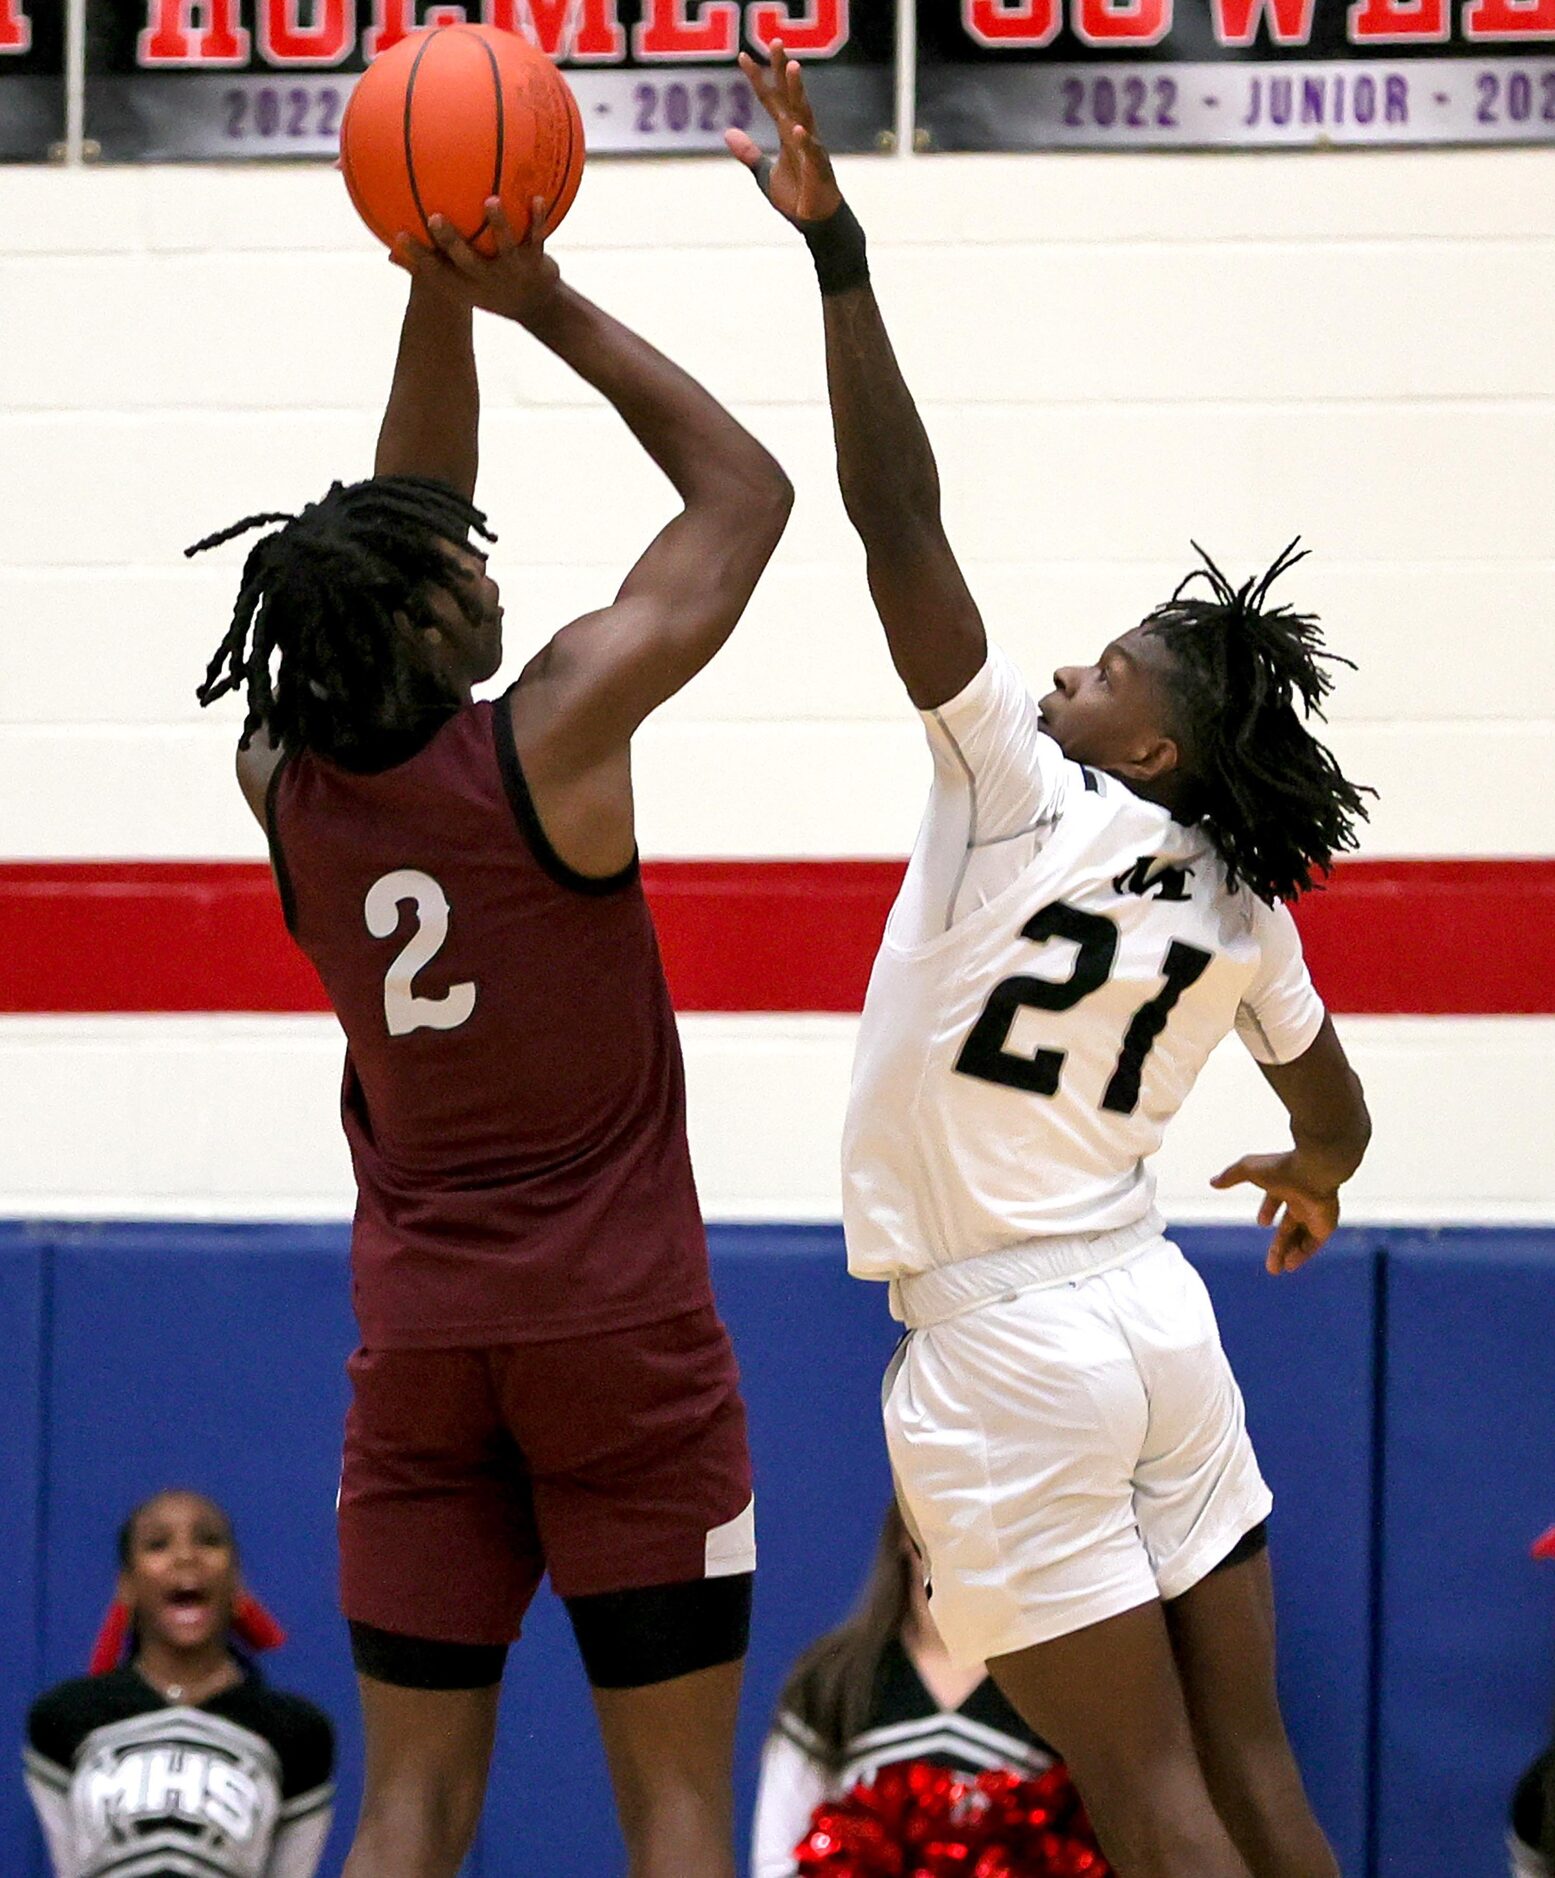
[235,237,482,825]
[374,249,479,499]
[1211,1016,1372,1275]
[399,202,792,771]
[729,44,984,711]
[513,281,793,764]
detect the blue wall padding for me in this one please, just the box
[5,1218,1552,1878]
[0,1226,46,1878]
[1376,1231,1555,1878]
[1182,1228,1377,1874]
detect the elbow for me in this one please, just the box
[734,452,794,546]
[1323,1080,1372,1185]
[837,470,942,549]
[1350,1084,1374,1164]
[755,444,796,515]
[767,465,796,536]
[1343,1058,1373,1159]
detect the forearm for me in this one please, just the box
[1289,1097,1371,1189]
[1258,1016,1372,1191]
[522,284,784,504]
[374,276,478,498]
[821,284,944,542]
[816,269,983,708]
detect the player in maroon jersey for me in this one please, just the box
[192,200,792,1878]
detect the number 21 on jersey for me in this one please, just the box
[955,900,1211,1117]
[364,869,477,1038]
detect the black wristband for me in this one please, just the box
[800,199,870,297]
[751,159,869,297]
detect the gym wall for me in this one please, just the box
[0,149,1551,1222]
[0,146,1551,1878]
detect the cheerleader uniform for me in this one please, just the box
[23,1662,333,1878]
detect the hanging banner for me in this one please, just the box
[0,2,63,161]
[919,1,1555,150]
[83,2,891,162]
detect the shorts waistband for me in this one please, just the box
[888,1210,1166,1331]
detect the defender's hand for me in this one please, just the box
[392,198,561,325]
[1209,1150,1341,1276]
[726,40,843,225]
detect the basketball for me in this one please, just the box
[340,25,584,254]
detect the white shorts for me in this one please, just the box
[881,1235,1273,1667]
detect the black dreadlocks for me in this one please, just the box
[1143,540,1372,905]
[192,476,496,769]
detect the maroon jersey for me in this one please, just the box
[267,693,712,1349]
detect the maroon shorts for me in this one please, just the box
[338,1305,754,1647]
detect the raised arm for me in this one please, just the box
[1210,1015,1372,1276]
[373,255,478,499]
[398,202,792,780]
[232,250,481,826]
[729,45,985,711]
[512,280,794,763]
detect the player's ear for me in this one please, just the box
[393,606,444,650]
[1119,735,1179,784]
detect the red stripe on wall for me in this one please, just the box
[2,859,1553,1017]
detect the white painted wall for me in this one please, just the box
[1,147,1552,1219]
[2,1012,1552,1225]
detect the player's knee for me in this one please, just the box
[1074,1759,1251,1878]
[614,1783,736,1878]
[350,1780,484,1878]
[1103,1812,1250,1878]
[1194,1715,1307,1816]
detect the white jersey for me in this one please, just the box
[843,642,1325,1287]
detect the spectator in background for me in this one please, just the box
[23,1489,335,1878]
[1510,1739,1553,1876]
[752,1503,1059,1878]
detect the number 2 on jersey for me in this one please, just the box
[364,869,477,1038]
[954,900,1211,1116]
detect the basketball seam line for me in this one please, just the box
[402,31,436,246]
[469,30,506,221]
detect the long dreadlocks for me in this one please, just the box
[1143,540,1372,905]
[193,475,496,769]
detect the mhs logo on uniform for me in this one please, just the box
[1113,856,1195,902]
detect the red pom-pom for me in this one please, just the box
[1532,1524,1555,1561]
[796,1758,1112,1877]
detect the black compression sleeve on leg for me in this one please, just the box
[565,1574,753,1691]
[349,1620,507,1691]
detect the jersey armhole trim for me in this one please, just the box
[264,748,299,936]
[277,1781,336,1821]
[22,1745,69,1792]
[493,690,641,899]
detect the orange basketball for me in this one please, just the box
[341,25,584,254]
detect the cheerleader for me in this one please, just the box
[753,1504,1060,1878]
[23,1490,334,1878]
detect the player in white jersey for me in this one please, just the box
[731,46,1374,1878]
